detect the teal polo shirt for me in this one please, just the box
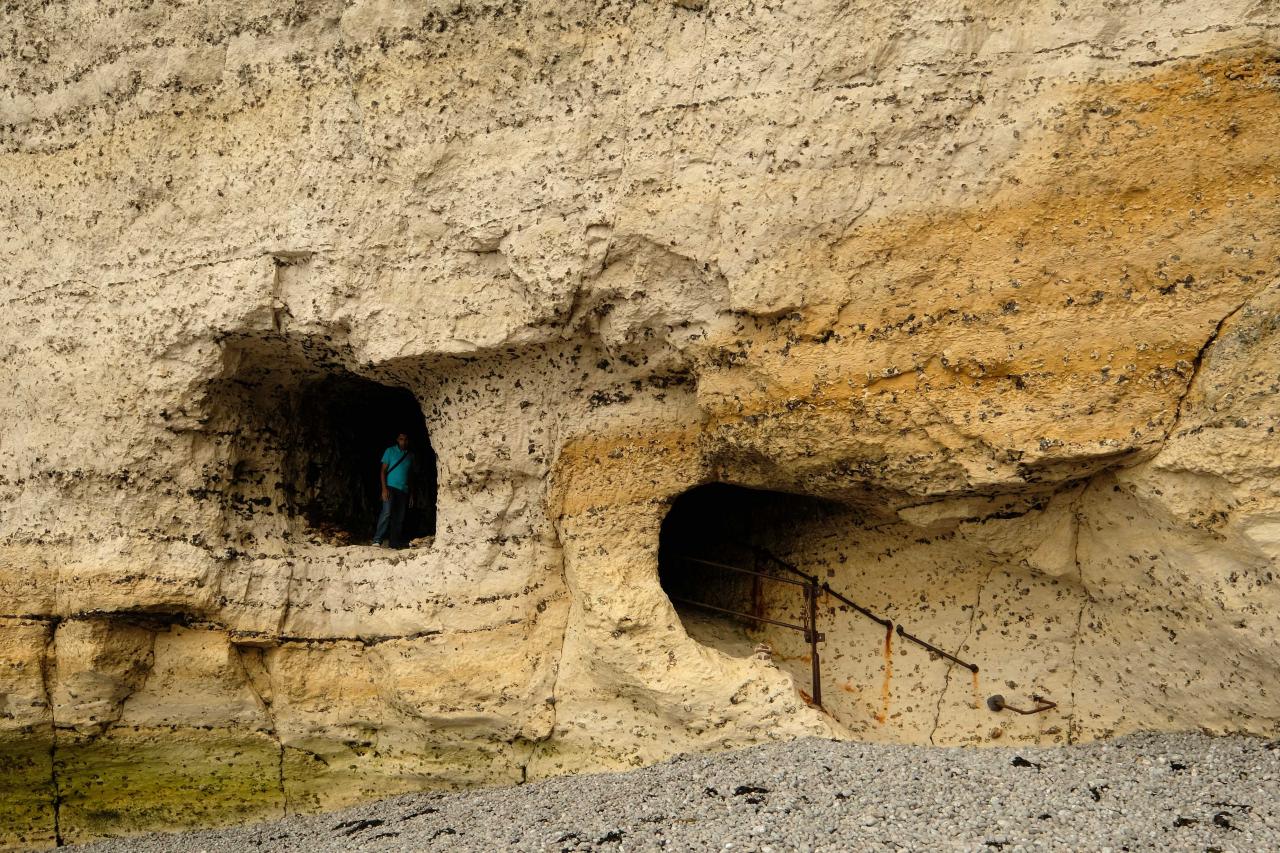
[381,446,412,491]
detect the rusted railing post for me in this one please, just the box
[808,579,822,708]
[671,548,985,712]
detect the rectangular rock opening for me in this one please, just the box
[290,374,437,546]
[202,339,438,547]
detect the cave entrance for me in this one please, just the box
[659,483,994,720]
[289,375,437,545]
[657,484,830,685]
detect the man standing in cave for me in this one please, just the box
[373,431,413,548]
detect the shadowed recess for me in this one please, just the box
[203,336,439,546]
[657,483,836,644]
[290,375,437,543]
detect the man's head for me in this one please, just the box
[396,432,409,450]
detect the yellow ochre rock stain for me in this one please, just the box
[556,49,1280,515]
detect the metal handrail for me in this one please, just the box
[670,548,986,710]
[749,545,817,584]
[673,553,824,706]
[668,596,813,634]
[821,582,892,630]
[680,556,812,588]
[897,625,978,673]
[751,548,978,672]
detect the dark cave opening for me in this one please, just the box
[658,484,764,626]
[657,483,835,638]
[289,375,437,544]
[658,483,846,707]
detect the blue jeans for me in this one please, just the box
[373,487,408,546]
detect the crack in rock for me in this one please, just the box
[1163,293,1259,444]
[1065,484,1092,746]
[929,564,996,746]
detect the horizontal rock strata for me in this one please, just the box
[1,0,1278,846]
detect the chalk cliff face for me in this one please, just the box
[2,0,1278,846]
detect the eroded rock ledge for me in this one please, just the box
[2,0,1278,846]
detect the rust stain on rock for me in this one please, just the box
[875,624,894,725]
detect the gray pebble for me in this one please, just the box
[71,732,1279,852]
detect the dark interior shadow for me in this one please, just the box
[290,375,437,544]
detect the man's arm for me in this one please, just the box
[380,462,390,502]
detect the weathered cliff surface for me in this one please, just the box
[1,0,1278,846]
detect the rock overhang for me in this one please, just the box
[1,0,1278,846]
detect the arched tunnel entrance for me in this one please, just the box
[656,483,993,726]
[657,484,834,697]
